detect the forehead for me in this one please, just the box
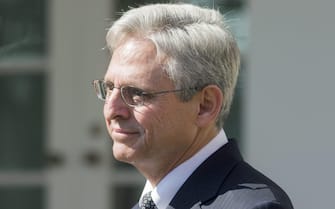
[105,38,169,86]
[115,38,158,64]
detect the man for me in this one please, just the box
[92,3,294,209]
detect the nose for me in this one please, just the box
[103,88,131,121]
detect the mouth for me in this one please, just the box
[113,128,139,135]
[111,127,141,141]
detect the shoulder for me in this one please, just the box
[190,183,292,209]
[192,151,294,209]
[131,204,139,209]
[170,139,294,209]
[224,160,293,206]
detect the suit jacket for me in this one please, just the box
[132,139,294,209]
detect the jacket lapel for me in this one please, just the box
[168,139,243,208]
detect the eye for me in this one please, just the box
[126,86,145,97]
[119,86,142,105]
[130,87,155,99]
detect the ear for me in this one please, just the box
[195,85,223,127]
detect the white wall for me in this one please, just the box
[245,1,335,208]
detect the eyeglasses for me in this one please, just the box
[92,79,197,107]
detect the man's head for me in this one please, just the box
[106,3,240,128]
[100,3,240,183]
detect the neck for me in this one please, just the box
[135,127,219,187]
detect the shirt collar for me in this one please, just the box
[139,129,228,209]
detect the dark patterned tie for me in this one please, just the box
[140,191,157,209]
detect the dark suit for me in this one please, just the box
[133,139,294,209]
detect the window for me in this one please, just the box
[0,0,47,208]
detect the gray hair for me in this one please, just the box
[106,3,240,128]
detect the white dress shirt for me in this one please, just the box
[138,130,228,209]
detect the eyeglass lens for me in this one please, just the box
[93,80,107,101]
[93,80,145,106]
[120,86,145,106]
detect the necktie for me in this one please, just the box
[140,191,157,209]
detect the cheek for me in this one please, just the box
[134,108,165,132]
[143,109,178,140]
[163,103,198,138]
[132,107,171,146]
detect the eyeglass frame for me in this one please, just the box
[92,79,201,107]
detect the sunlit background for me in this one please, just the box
[0,0,334,208]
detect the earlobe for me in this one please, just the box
[196,85,223,127]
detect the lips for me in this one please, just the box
[110,125,142,140]
[107,120,142,141]
[111,129,141,145]
[113,128,139,135]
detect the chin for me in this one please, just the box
[112,143,137,164]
